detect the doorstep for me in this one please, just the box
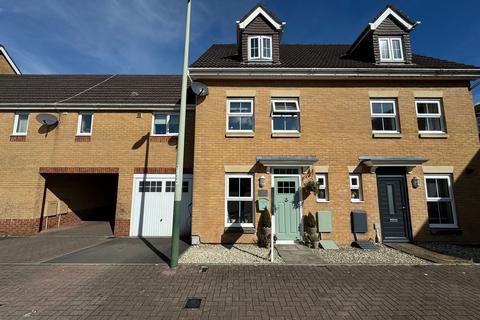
[276,244,326,265]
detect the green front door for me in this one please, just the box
[274,177,301,241]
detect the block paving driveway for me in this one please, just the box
[0,264,479,319]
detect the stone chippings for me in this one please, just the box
[179,244,284,264]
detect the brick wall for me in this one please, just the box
[0,54,16,74]
[191,79,480,244]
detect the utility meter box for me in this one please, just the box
[257,198,269,211]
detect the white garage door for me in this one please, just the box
[130,174,192,237]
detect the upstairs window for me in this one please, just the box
[152,113,179,136]
[248,36,272,61]
[13,112,29,136]
[227,99,254,132]
[370,99,399,133]
[77,112,93,136]
[379,37,404,62]
[416,100,445,133]
[271,99,300,133]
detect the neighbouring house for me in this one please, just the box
[188,4,480,244]
[475,102,480,135]
[0,44,21,74]
[1,4,480,246]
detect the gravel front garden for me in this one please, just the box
[179,243,430,265]
[416,242,480,263]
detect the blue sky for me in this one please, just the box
[0,0,479,101]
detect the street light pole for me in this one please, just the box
[170,0,191,268]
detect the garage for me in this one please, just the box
[130,174,192,238]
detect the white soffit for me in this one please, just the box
[238,7,283,30]
[369,8,414,31]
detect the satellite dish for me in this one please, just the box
[191,81,209,97]
[36,114,58,126]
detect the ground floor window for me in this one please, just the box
[424,175,457,227]
[316,174,328,202]
[350,174,363,202]
[225,174,254,227]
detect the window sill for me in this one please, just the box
[419,133,448,139]
[316,200,329,203]
[224,226,256,234]
[225,132,254,138]
[149,136,177,143]
[429,226,461,234]
[75,136,91,142]
[10,135,26,142]
[372,132,402,139]
[271,132,301,138]
[351,200,364,203]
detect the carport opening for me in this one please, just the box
[41,173,119,233]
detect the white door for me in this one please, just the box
[130,174,193,237]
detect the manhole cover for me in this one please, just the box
[184,298,202,309]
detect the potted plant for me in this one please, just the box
[258,209,272,247]
[304,213,317,235]
[303,232,311,247]
[304,179,319,195]
[310,233,320,249]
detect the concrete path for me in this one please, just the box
[1,264,479,319]
[276,244,327,264]
[386,243,471,264]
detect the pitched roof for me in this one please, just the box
[0,75,194,107]
[370,4,416,30]
[237,3,283,30]
[190,44,479,70]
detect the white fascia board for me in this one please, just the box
[238,7,282,30]
[189,67,480,80]
[0,47,21,74]
[369,8,414,31]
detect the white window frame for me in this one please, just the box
[378,37,404,62]
[271,99,300,133]
[424,175,458,228]
[370,99,400,133]
[316,174,329,202]
[415,100,445,133]
[76,112,94,136]
[226,98,254,133]
[350,174,363,202]
[225,174,254,228]
[151,113,179,136]
[12,112,29,136]
[248,36,272,61]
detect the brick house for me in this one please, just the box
[188,4,480,244]
[1,4,479,246]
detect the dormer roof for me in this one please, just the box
[369,4,417,31]
[236,3,284,30]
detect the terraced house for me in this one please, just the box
[1,4,479,246]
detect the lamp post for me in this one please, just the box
[170,0,191,268]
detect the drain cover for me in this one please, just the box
[200,266,208,273]
[184,298,202,309]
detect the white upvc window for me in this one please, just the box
[424,175,457,228]
[12,112,29,136]
[350,174,363,202]
[316,174,329,202]
[77,112,93,136]
[152,113,179,136]
[379,37,404,62]
[271,99,300,133]
[226,98,254,132]
[370,99,399,133]
[248,36,272,61]
[416,100,445,133]
[225,174,254,227]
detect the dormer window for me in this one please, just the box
[248,36,272,61]
[379,37,404,62]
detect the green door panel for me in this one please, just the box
[274,177,300,241]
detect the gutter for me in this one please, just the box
[189,67,480,80]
